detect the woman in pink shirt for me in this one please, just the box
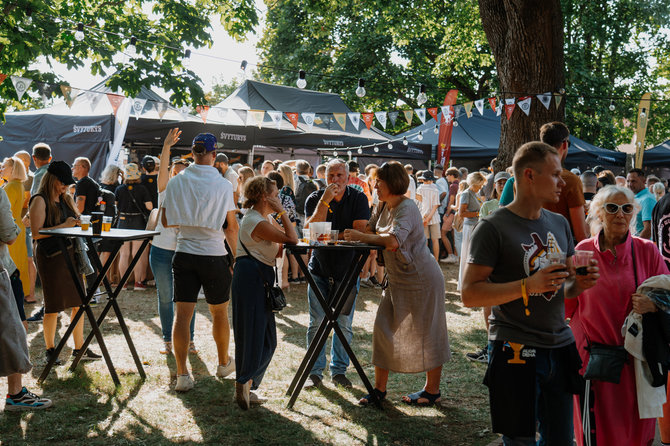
[568,185,669,446]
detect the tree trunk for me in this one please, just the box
[478,0,565,171]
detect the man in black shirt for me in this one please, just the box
[72,157,99,215]
[303,159,369,390]
[140,155,159,208]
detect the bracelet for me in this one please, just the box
[320,199,332,213]
[521,278,530,316]
[276,210,286,219]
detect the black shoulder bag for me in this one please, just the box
[239,239,287,313]
[583,240,637,383]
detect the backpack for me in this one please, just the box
[295,175,317,216]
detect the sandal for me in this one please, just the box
[189,341,199,354]
[24,297,37,304]
[402,389,441,406]
[358,388,386,406]
[160,342,172,355]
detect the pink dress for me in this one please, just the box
[569,233,669,446]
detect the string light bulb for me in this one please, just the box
[387,142,393,150]
[417,84,427,106]
[127,36,137,57]
[74,23,85,41]
[417,131,424,141]
[240,60,248,72]
[357,148,362,154]
[356,79,366,98]
[609,100,615,111]
[183,49,191,67]
[297,70,307,89]
[640,108,647,119]
[403,136,408,146]
[333,151,338,157]
[374,146,379,153]
[453,120,459,127]
[434,124,439,134]
[558,88,566,95]
[347,150,352,157]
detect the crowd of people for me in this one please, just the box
[3,122,670,445]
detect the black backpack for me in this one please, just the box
[295,175,317,216]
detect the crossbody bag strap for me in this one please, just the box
[127,187,149,218]
[239,238,274,288]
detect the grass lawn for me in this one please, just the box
[1,261,498,445]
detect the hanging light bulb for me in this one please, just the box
[296,70,307,89]
[25,7,32,25]
[387,142,393,150]
[453,121,459,127]
[347,150,352,157]
[417,131,424,141]
[416,84,427,106]
[609,100,615,111]
[402,136,408,146]
[374,146,379,153]
[434,124,439,134]
[182,49,191,67]
[127,36,137,57]
[74,23,85,41]
[558,87,566,95]
[355,78,366,98]
[333,151,338,157]
[640,108,647,119]
[357,147,363,154]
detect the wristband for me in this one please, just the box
[521,278,530,316]
[274,210,286,222]
[320,199,333,213]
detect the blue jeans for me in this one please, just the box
[488,343,574,446]
[149,245,194,342]
[306,273,359,378]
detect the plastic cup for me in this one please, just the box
[301,228,310,243]
[330,230,339,244]
[80,215,91,231]
[574,250,593,275]
[102,216,112,232]
[546,252,567,272]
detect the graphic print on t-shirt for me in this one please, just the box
[658,214,670,267]
[521,232,564,301]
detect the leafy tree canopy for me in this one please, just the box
[0,0,258,115]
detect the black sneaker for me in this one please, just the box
[45,348,62,366]
[369,276,381,288]
[27,306,44,322]
[288,277,298,284]
[72,348,102,361]
[332,374,352,388]
[466,346,489,363]
[303,374,322,390]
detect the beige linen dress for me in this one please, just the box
[371,198,450,373]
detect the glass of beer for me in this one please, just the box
[80,215,91,231]
[102,216,112,232]
[574,250,593,275]
[547,252,567,272]
[301,229,310,244]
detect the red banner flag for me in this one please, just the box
[0,74,6,86]
[488,97,497,111]
[436,90,459,166]
[361,113,374,130]
[427,107,438,122]
[106,93,124,116]
[504,98,516,120]
[196,105,209,124]
[285,112,299,129]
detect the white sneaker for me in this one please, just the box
[175,374,194,392]
[440,254,458,264]
[249,391,268,406]
[197,288,205,299]
[216,358,235,378]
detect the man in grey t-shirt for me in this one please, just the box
[462,141,599,445]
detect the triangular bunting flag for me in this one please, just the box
[333,113,347,131]
[388,111,399,127]
[517,96,532,116]
[234,109,247,124]
[36,82,56,103]
[178,106,191,120]
[0,74,6,86]
[268,110,283,129]
[196,105,210,124]
[249,110,265,128]
[156,102,169,120]
[66,88,81,108]
[464,102,474,118]
[554,93,563,108]
[301,112,316,131]
[132,98,148,120]
[488,97,497,111]
[374,111,387,129]
[474,99,485,116]
[106,93,125,116]
[504,98,516,119]
[86,91,103,112]
[537,92,552,110]
[285,112,299,129]
[403,110,414,125]
[347,112,360,130]
[440,105,452,123]
[11,76,32,100]
[454,105,463,118]
[414,108,426,124]
[60,85,73,106]
[361,113,374,130]
[427,107,439,122]
[496,104,502,116]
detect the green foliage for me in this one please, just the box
[203,75,241,107]
[0,0,258,116]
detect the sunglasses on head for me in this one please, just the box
[604,202,634,214]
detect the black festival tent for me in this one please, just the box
[641,140,670,168]
[395,108,626,170]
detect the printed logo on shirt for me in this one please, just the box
[657,214,670,267]
[504,342,526,364]
[521,231,563,301]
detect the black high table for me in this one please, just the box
[37,227,159,385]
[285,242,383,408]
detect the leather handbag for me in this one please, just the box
[240,239,287,313]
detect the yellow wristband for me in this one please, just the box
[276,210,286,219]
[320,199,332,213]
[521,278,530,316]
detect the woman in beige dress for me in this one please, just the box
[344,161,450,406]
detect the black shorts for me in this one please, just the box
[172,251,232,305]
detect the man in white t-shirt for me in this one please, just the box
[404,164,417,201]
[215,153,240,205]
[162,133,239,392]
[416,171,441,259]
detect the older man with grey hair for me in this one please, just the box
[302,159,370,390]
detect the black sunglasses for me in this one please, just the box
[564,139,571,148]
[604,202,634,214]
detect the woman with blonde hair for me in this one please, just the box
[1,157,30,316]
[99,164,122,193]
[457,171,486,291]
[276,164,302,284]
[30,161,101,364]
[237,166,255,211]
